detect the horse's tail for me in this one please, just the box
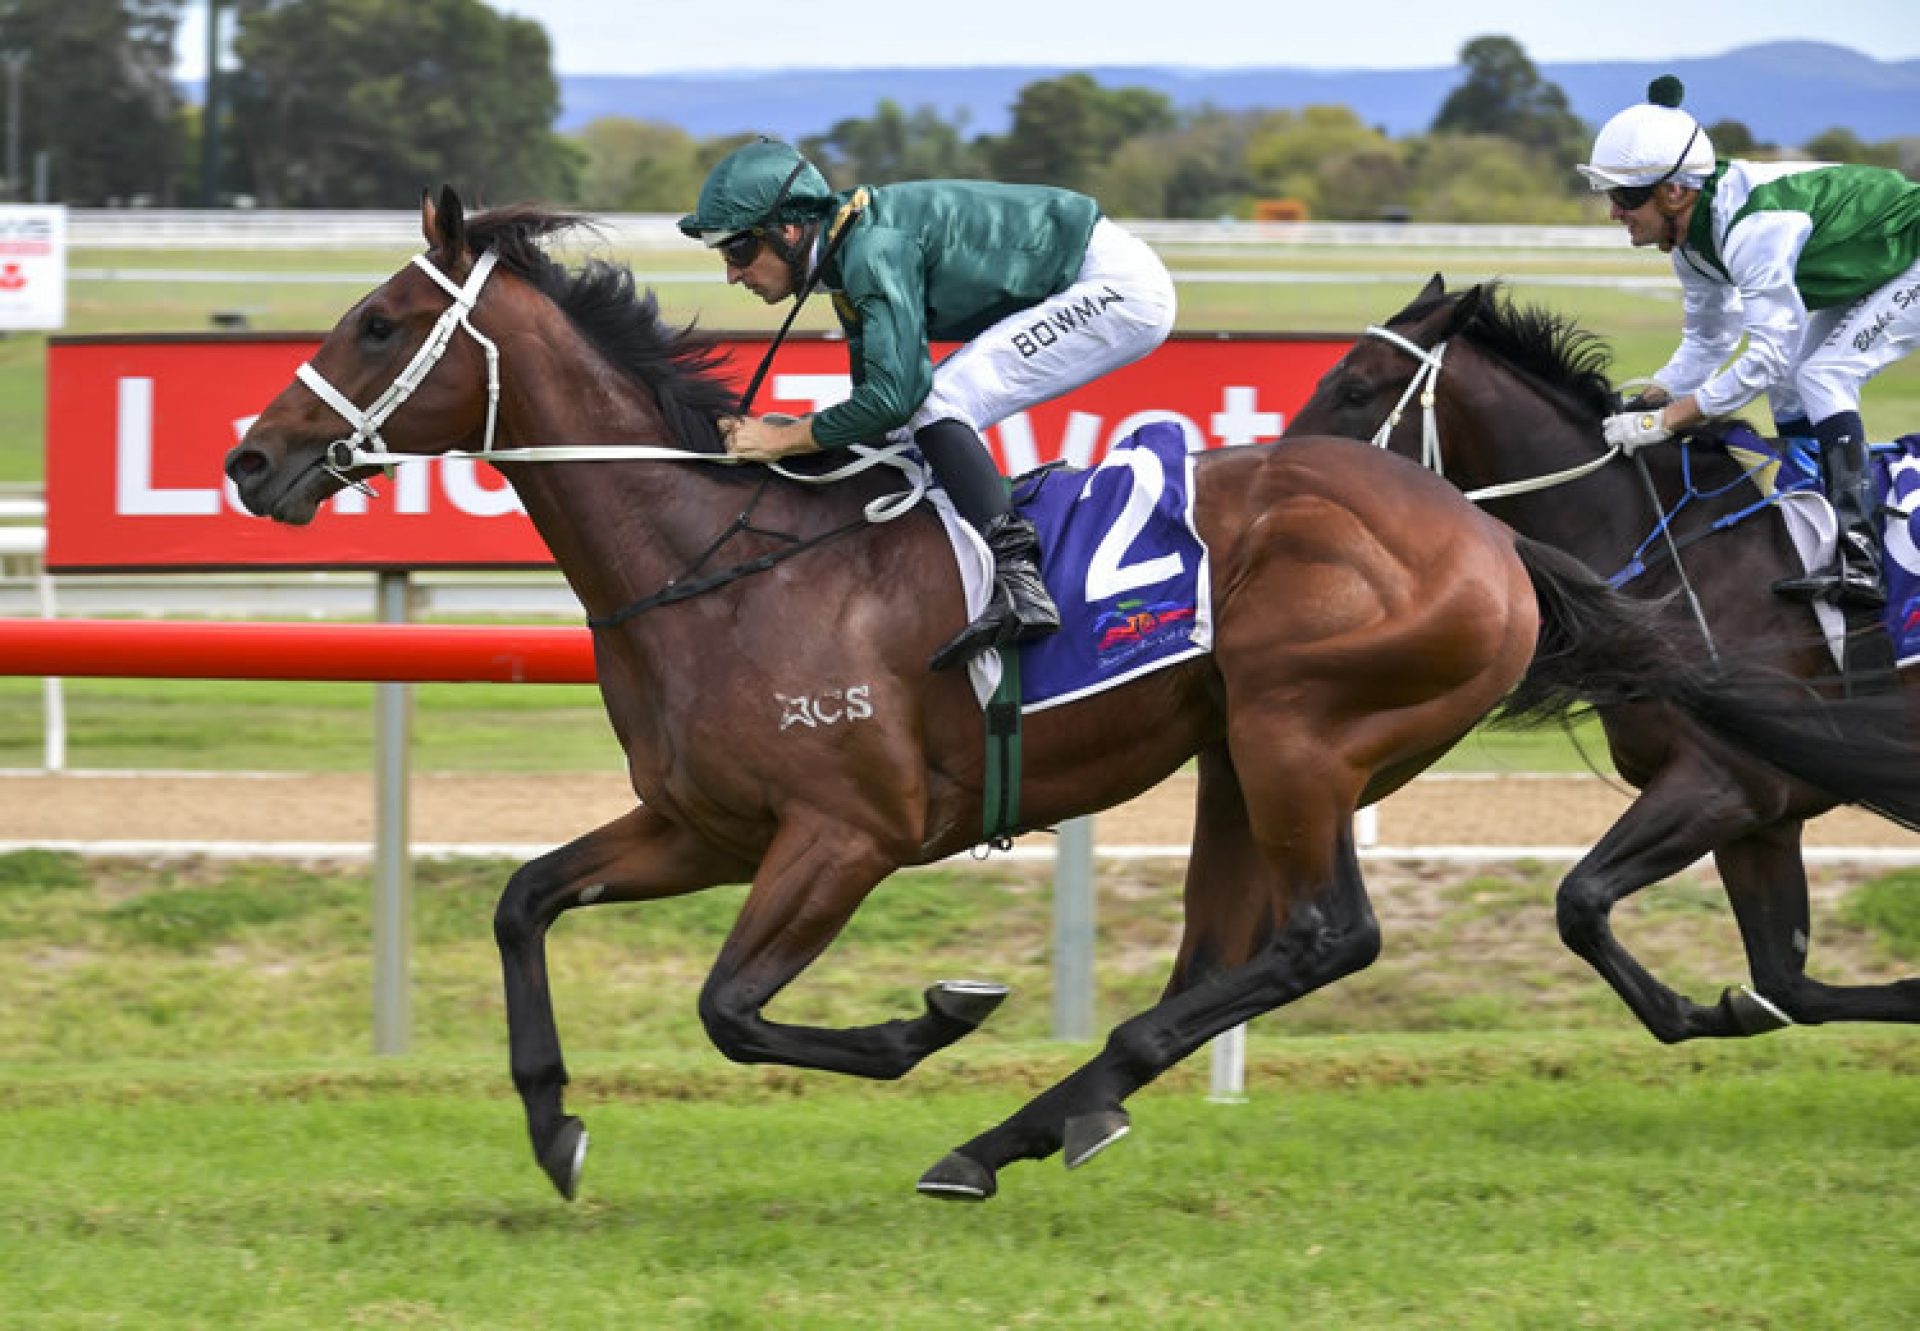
[1674,665,1920,834]
[1500,535,1920,833]
[1496,536,1685,724]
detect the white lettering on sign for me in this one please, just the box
[995,410,1101,474]
[772,373,853,413]
[444,459,524,517]
[777,685,875,731]
[395,464,432,515]
[116,377,220,516]
[990,387,1276,473]
[1211,385,1284,446]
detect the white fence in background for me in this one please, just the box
[65,209,1634,253]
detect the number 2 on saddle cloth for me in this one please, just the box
[997,421,1213,712]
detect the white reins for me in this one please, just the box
[296,248,928,523]
[1362,324,1624,502]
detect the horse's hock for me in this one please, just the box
[3,769,1906,851]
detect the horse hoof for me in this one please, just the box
[1063,1110,1131,1170]
[539,1116,589,1201]
[1726,985,1793,1035]
[916,1151,996,1201]
[926,979,1011,1028]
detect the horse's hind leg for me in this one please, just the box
[1163,747,1281,996]
[1717,825,1920,1027]
[494,805,747,1200]
[1553,755,1845,1042]
[920,753,1378,1200]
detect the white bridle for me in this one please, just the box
[293,248,927,521]
[1361,324,1623,502]
[299,250,503,481]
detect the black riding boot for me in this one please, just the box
[1772,411,1886,610]
[916,418,1061,671]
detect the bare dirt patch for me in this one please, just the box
[2,768,1909,853]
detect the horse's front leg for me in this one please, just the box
[494,804,747,1200]
[697,813,1008,1078]
[1553,754,1787,1042]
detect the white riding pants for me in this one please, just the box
[1767,254,1920,427]
[905,218,1177,435]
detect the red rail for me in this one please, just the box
[0,619,597,683]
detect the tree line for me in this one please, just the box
[2,1,1913,217]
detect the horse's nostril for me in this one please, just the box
[225,447,267,482]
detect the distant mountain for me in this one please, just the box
[556,42,1920,151]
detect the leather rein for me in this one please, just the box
[294,246,929,627]
[1360,324,1718,656]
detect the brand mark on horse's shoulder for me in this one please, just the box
[777,685,875,731]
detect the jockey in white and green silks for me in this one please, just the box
[1581,76,1920,611]
[679,139,1177,671]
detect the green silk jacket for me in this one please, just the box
[809,180,1102,448]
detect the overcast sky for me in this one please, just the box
[173,0,1920,79]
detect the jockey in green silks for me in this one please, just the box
[680,139,1177,671]
[1582,76,1920,611]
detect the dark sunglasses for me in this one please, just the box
[719,230,764,268]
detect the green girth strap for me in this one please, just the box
[981,649,1023,847]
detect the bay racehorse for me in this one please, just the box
[1288,275,1920,1044]
[226,193,1873,1203]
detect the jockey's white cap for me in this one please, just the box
[1576,77,1715,190]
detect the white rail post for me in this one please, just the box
[1052,815,1096,1040]
[372,571,413,1055]
[1208,1023,1247,1103]
[36,550,63,772]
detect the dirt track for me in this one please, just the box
[2,769,1911,852]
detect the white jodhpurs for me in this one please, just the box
[906,218,1177,435]
[1767,255,1920,426]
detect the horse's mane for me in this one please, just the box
[1430,283,1763,450]
[1395,282,1761,469]
[465,205,736,454]
[1404,282,1621,422]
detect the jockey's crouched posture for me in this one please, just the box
[679,140,1177,670]
[1583,77,1920,612]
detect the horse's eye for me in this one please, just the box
[1338,381,1373,408]
[363,314,395,343]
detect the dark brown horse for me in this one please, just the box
[1289,275,1920,1044]
[224,193,1845,1203]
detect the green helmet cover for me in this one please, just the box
[677,140,835,241]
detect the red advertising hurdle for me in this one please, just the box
[0,617,595,683]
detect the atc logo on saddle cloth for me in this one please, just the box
[950,422,1213,710]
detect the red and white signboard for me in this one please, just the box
[45,331,1351,572]
[0,205,66,330]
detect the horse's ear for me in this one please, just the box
[420,185,467,261]
[1387,273,1447,325]
[1445,283,1489,336]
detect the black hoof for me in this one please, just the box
[917,1151,996,1201]
[1724,985,1793,1036]
[1063,1110,1130,1170]
[926,979,1011,1028]
[539,1115,589,1201]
